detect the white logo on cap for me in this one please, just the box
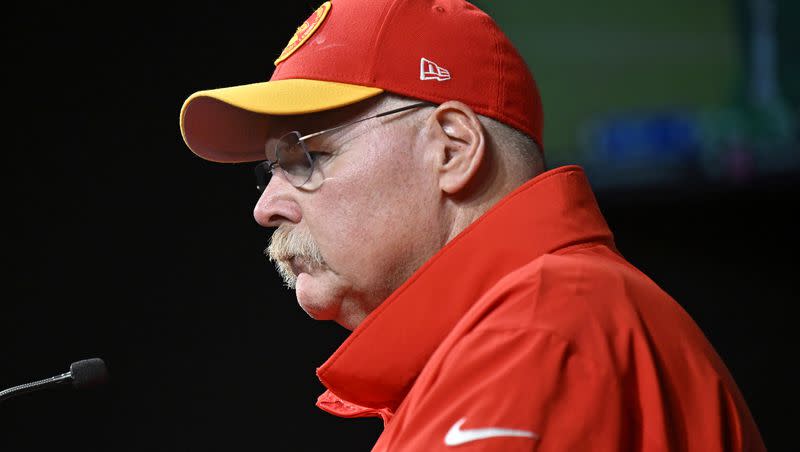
[420,57,451,81]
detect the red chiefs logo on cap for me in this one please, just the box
[274,1,332,65]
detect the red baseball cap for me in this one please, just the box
[179,0,543,163]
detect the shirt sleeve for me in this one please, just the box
[375,327,629,451]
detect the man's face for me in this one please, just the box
[254,99,443,330]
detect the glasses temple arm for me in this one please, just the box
[298,102,433,141]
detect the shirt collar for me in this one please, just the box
[315,165,616,412]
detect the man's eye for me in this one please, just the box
[308,150,331,163]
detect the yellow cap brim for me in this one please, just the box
[180,79,384,162]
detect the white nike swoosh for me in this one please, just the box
[444,417,539,446]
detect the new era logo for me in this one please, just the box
[420,57,451,81]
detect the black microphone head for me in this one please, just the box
[70,358,109,390]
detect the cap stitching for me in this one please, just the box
[497,28,506,114]
[367,0,406,84]
[487,14,504,115]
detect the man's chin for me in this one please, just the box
[295,272,342,322]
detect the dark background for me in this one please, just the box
[1,2,795,451]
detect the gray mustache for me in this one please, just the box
[266,226,326,288]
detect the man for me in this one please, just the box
[179,0,765,450]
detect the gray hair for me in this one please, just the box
[376,93,545,175]
[478,113,545,174]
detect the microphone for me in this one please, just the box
[0,358,109,403]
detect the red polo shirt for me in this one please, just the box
[315,166,765,451]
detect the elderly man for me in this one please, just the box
[179,0,765,450]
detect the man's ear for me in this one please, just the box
[423,101,486,195]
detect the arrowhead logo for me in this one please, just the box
[420,57,451,81]
[275,1,332,65]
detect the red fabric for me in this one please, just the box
[271,0,544,148]
[315,166,765,451]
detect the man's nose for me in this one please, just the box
[253,174,302,227]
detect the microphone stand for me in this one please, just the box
[0,371,72,403]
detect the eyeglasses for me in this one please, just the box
[255,102,432,191]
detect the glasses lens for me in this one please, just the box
[254,162,271,192]
[276,132,313,187]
